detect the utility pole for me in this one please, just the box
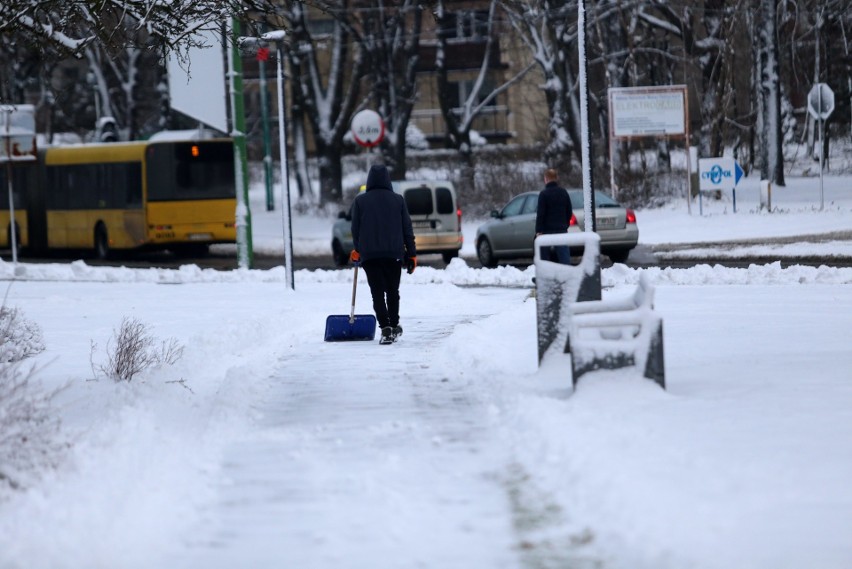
[578,0,596,232]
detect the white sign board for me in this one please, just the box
[699,157,744,191]
[167,29,228,133]
[609,86,687,139]
[350,109,385,147]
[0,104,37,162]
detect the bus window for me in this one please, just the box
[146,141,235,201]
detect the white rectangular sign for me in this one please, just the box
[699,157,744,191]
[167,29,228,133]
[609,86,687,139]
[0,104,37,162]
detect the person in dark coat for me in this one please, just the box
[350,164,417,344]
[535,168,573,264]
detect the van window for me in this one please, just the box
[435,187,454,214]
[404,187,433,215]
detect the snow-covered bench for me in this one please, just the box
[567,273,665,389]
[534,232,602,362]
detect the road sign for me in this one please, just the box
[350,109,384,148]
[0,104,37,163]
[698,157,743,191]
[807,83,835,121]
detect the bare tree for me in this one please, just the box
[357,0,424,180]
[433,0,534,193]
[286,1,367,204]
[755,0,785,185]
[501,0,583,164]
[0,0,281,59]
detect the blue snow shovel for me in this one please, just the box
[324,264,377,341]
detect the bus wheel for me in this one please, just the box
[94,225,110,260]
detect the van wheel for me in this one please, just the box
[332,240,349,267]
[442,250,459,264]
[477,237,497,268]
[94,225,110,260]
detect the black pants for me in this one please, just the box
[361,258,402,328]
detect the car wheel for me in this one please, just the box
[94,224,110,260]
[477,237,497,268]
[607,248,631,264]
[332,240,349,267]
[442,250,459,264]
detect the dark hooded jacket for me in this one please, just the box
[535,181,573,234]
[351,165,417,262]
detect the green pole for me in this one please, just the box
[229,18,253,268]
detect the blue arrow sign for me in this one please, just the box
[698,158,744,191]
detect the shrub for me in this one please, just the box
[0,363,64,492]
[91,317,185,382]
[0,306,45,363]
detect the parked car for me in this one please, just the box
[332,180,463,266]
[475,189,639,267]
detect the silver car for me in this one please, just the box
[474,189,639,267]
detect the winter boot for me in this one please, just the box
[392,325,403,342]
[379,326,394,345]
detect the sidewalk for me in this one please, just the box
[174,296,540,569]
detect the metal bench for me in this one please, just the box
[567,273,665,389]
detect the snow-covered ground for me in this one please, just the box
[0,172,850,569]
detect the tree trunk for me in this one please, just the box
[757,0,785,186]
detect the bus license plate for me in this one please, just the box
[188,233,213,241]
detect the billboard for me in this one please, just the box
[608,86,688,139]
[167,29,228,133]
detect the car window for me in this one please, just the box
[567,190,622,209]
[404,187,433,215]
[521,194,538,214]
[501,195,527,217]
[595,191,621,207]
[435,187,454,214]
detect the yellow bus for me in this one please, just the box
[0,139,237,258]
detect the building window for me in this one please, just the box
[447,78,497,109]
[445,10,489,41]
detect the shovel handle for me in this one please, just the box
[350,264,359,323]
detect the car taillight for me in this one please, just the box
[626,209,637,224]
[457,208,462,229]
[569,213,577,226]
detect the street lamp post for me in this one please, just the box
[238,31,294,290]
[262,31,294,290]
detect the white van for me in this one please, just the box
[332,180,463,266]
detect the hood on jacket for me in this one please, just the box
[365,164,392,191]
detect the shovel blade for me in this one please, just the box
[324,314,377,341]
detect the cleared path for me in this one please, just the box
[175,305,543,568]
